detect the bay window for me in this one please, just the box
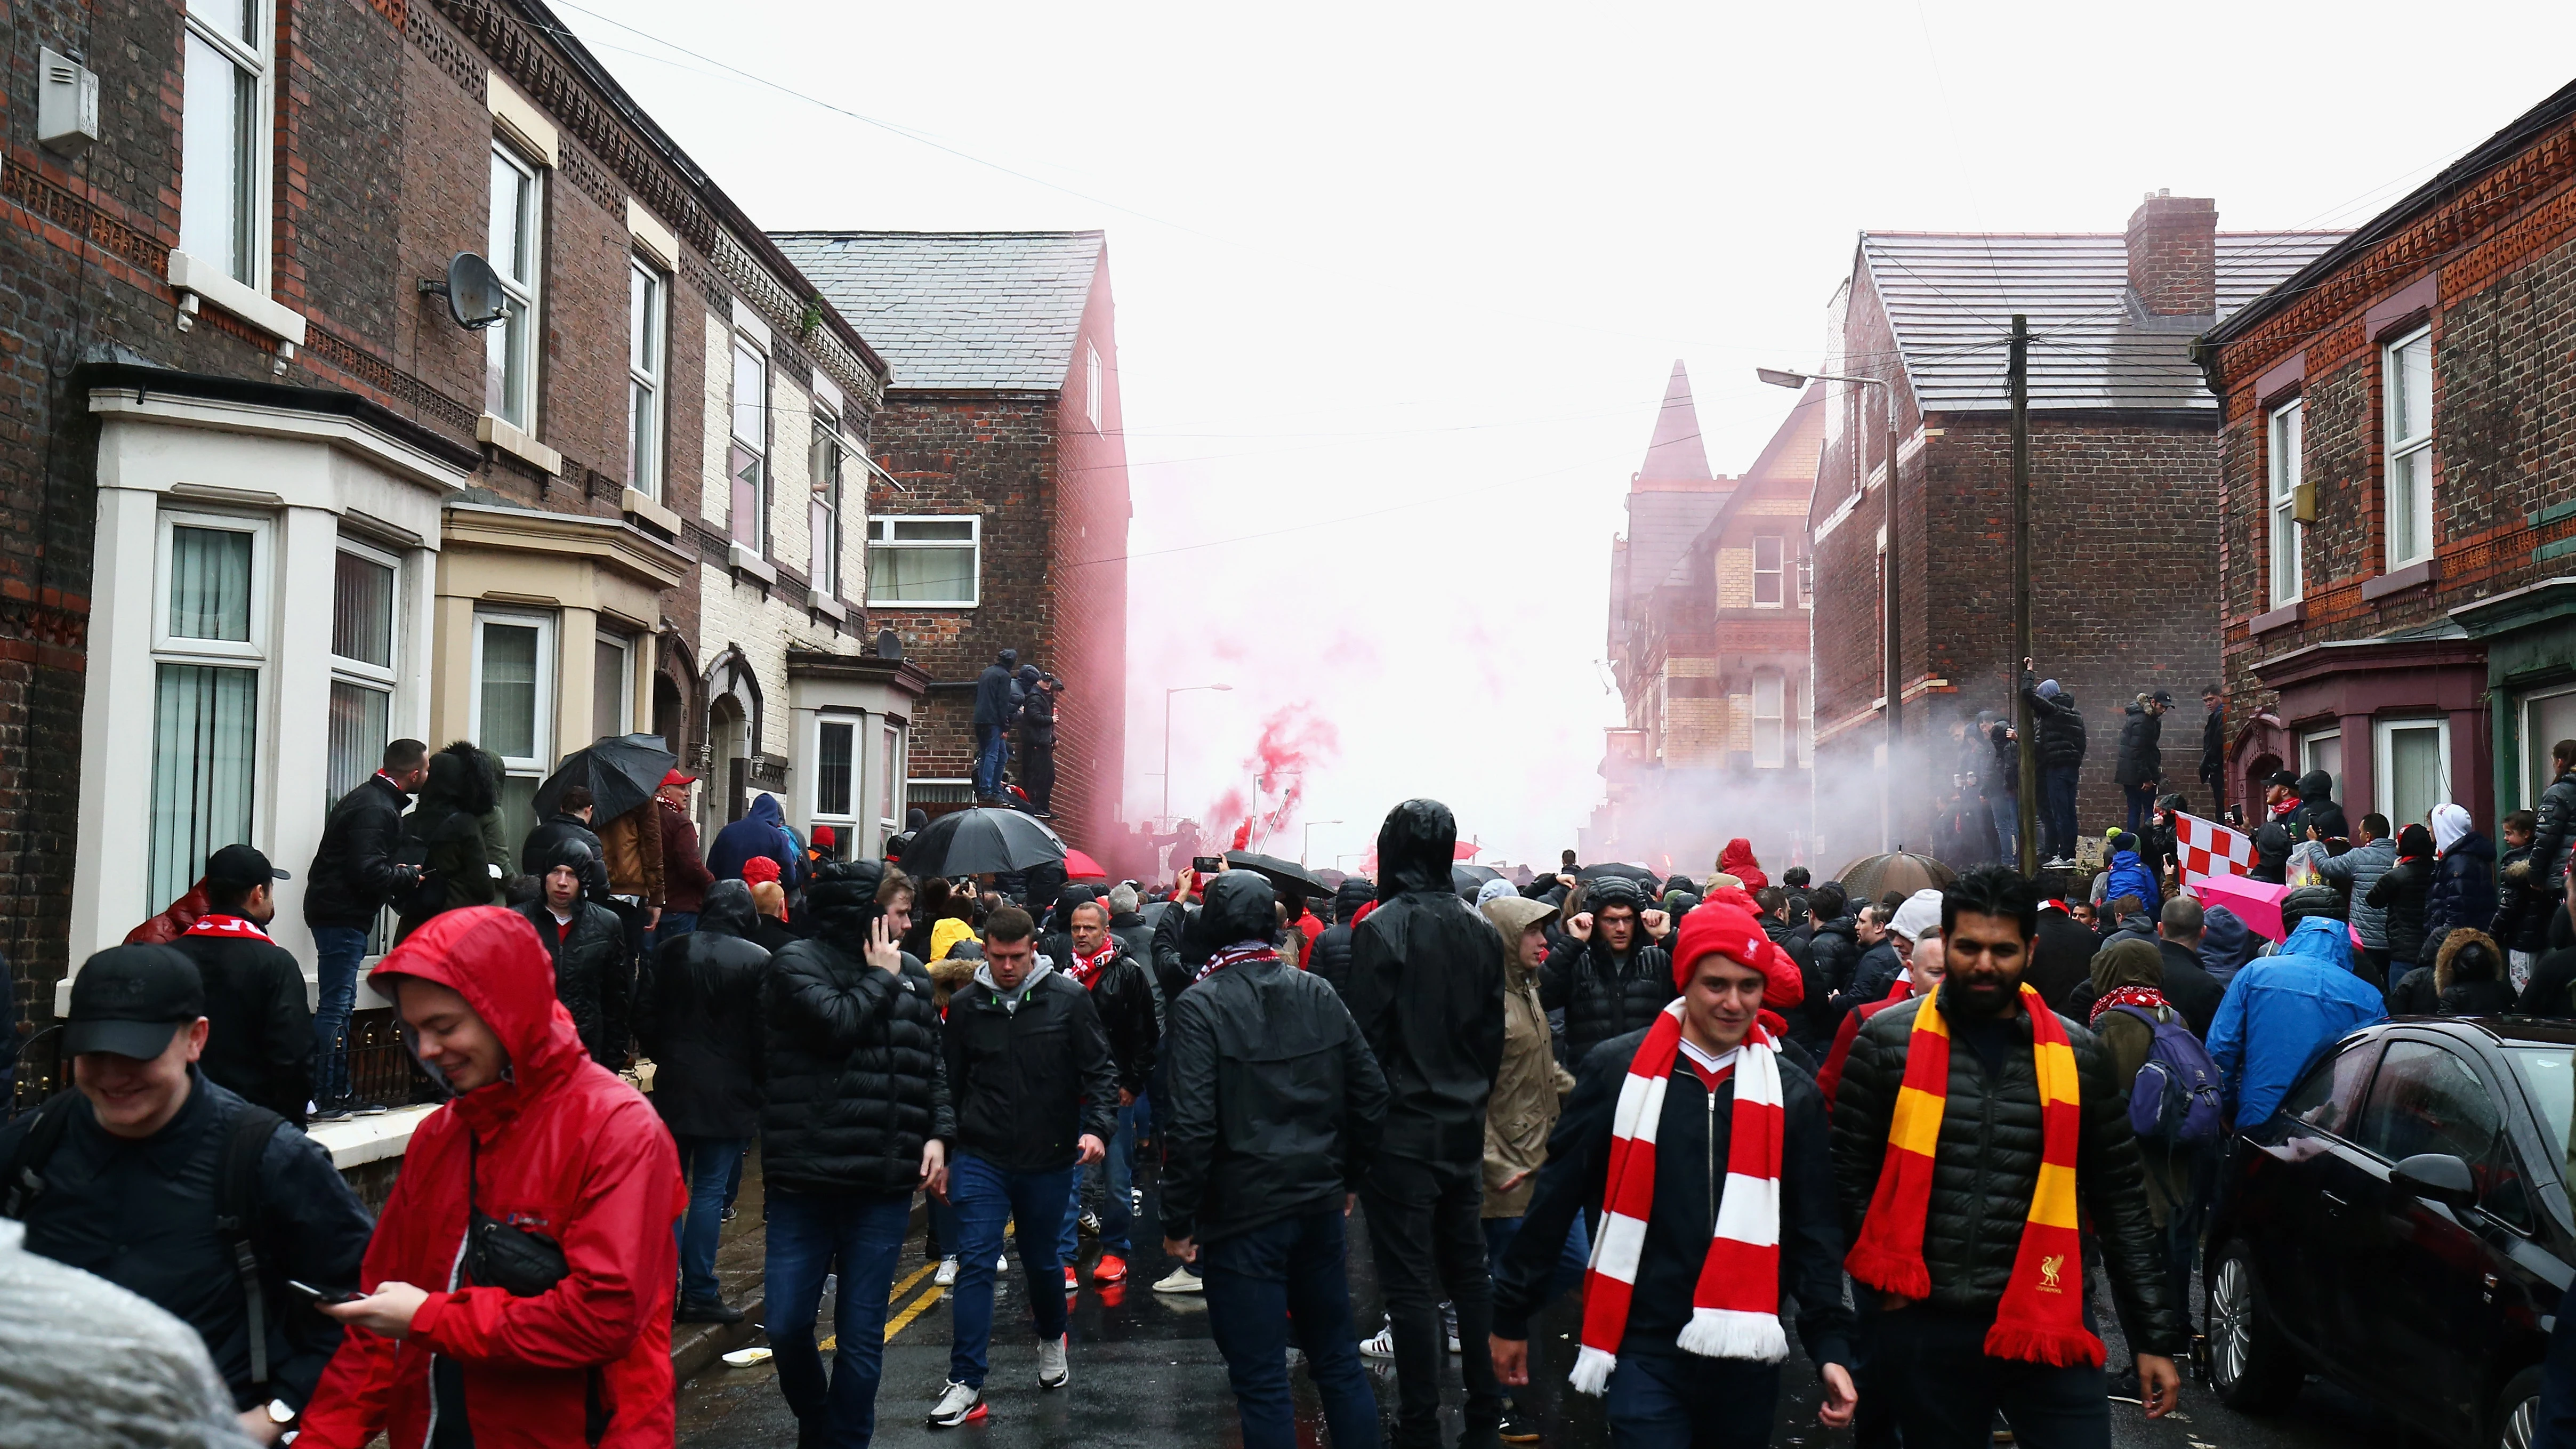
[327,542,399,808]
[2384,327,2434,569]
[149,514,268,911]
[592,633,632,742]
[473,609,554,846]
[179,0,270,287]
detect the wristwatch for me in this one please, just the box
[266,1398,297,1427]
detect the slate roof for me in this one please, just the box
[1862,231,2346,412]
[767,231,1106,391]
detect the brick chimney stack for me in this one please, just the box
[2126,190,2218,316]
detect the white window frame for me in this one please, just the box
[179,0,273,290]
[155,509,272,661]
[2373,716,2452,827]
[470,607,557,778]
[592,630,633,741]
[327,538,400,803]
[2384,326,2435,570]
[810,410,847,598]
[627,256,667,498]
[879,720,905,846]
[1085,341,1103,431]
[2268,398,2304,608]
[812,712,860,834]
[865,514,981,608]
[1751,536,1785,608]
[730,339,770,551]
[2300,727,2344,804]
[2521,685,2576,807]
[1751,671,1786,768]
[487,142,545,431]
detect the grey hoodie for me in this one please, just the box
[973,956,1056,1013]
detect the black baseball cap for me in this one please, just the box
[2267,769,2300,790]
[2150,689,2175,704]
[65,945,205,1059]
[205,843,290,889]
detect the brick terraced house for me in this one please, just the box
[1587,365,1823,871]
[0,0,923,1097]
[2201,80,2576,829]
[772,231,1131,851]
[1803,198,2341,871]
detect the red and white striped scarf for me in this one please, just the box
[1067,940,1120,989]
[1194,941,1277,984]
[182,913,275,943]
[1569,997,1788,1396]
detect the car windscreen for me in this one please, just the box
[2503,1043,2576,1168]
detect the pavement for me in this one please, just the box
[675,1152,2414,1448]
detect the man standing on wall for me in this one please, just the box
[1018,666,1061,819]
[972,649,1021,807]
[303,738,429,1120]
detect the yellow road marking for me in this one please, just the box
[888,1261,937,1302]
[808,1262,945,1353]
[884,1284,945,1340]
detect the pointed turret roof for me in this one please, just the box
[1636,360,1712,483]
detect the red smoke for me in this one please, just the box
[1206,705,1341,853]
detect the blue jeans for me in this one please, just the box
[973,726,1009,800]
[653,911,697,955]
[309,925,369,1106]
[1605,1350,1782,1449]
[947,1153,1074,1388]
[1482,1212,1590,1304]
[1061,1099,1138,1260]
[673,1134,743,1303]
[2124,782,2159,834]
[1200,1207,1380,1449]
[1988,794,2019,864]
[2043,767,2081,861]
[766,1188,912,1447]
[2539,1293,2576,1447]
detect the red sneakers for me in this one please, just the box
[1092,1252,1129,1284]
[1062,1265,1079,1293]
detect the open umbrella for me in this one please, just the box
[1225,850,1332,900]
[1452,863,1502,898]
[533,733,677,823]
[900,808,1067,880]
[1575,862,1657,885]
[1833,851,1957,906]
[2193,872,2290,943]
[1064,849,1108,882]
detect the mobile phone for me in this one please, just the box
[286,1279,366,1306]
[1192,856,1223,873]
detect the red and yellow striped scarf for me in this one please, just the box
[1845,980,2103,1367]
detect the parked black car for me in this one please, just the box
[2205,1017,2576,1448]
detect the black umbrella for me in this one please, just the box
[1452,863,1502,898]
[901,808,1068,880]
[532,733,677,823]
[1833,851,1957,906]
[1574,862,1657,885]
[1224,850,1332,900]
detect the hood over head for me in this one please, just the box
[1888,888,1944,945]
[2038,679,2062,699]
[997,648,1018,669]
[746,793,785,826]
[1671,899,1804,1007]
[2155,792,2187,815]
[531,834,598,880]
[1374,798,1459,899]
[2280,883,2347,931]
[1332,875,1376,922]
[1716,839,1767,889]
[698,878,760,939]
[2089,939,2163,997]
[1187,870,1278,954]
[2396,823,2436,860]
[1475,876,1518,907]
[804,859,887,945]
[2197,905,2258,974]
[2296,770,2335,803]
[431,741,498,816]
[2430,803,2475,857]
[371,906,585,1108]
[2277,912,2357,972]
[1482,896,1558,980]
[2436,928,2505,992]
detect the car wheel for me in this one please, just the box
[2206,1241,2301,1413]
[2493,1366,2542,1449]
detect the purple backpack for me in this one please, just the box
[2111,1004,2226,1144]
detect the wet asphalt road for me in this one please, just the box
[675,1161,2422,1449]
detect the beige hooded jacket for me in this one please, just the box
[1480,894,1574,1217]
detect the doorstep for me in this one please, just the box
[306,1104,439,1170]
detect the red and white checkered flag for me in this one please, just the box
[2174,812,2253,886]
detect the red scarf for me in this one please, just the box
[1195,941,1277,984]
[182,914,275,943]
[1847,982,2102,1367]
[1568,999,1788,1396]
[2088,983,2168,1027]
[1067,940,1120,989]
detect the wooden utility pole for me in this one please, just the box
[2011,314,2040,875]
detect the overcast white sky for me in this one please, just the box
[562,0,2576,871]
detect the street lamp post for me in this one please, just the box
[1161,683,1231,824]
[1301,819,1343,868]
[1760,364,1905,850]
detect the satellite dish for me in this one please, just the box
[421,252,508,330]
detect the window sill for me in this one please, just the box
[865,597,977,611]
[2361,557,2440,602]
[728,542,777,585]
[621,486,681,537]
[477,413,562,476]
[168,248,307,353]
[2250,600,2306,634]
[807,590,847,622]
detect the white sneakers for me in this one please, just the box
[927,1381,983,1428]
[1152,1264,1204,1294]
[1037,1333,1070,1390]
[933,1256,960,1287]
[1359,1324,1396,1358]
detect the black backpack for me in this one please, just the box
[3,1089,286,1389]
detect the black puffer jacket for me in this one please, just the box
[304,772,415,929]
[1806,915,1863,1032]
[2023,677,2086,770]
[944,957,1118,1174]
[2534,768,2576,895]
[2368,852,2435,964]
[1305,876,1377,1001]
[1160,871,1389,1244]
[762,861,952,1196]
[1834,939,1906,1018]
[2113,704,2163,788]
[636,880,768,1139]
[1831,993,2187,1355]
[2497,844,2554,954]
[2424,831,2496,952]
[2285,770,2348,845]
[1347,800,1506,1167]
[1540,932,1676,1066]
[1150,895,1203,1008]
[513,866,627,1068]
[396,748,501,938]
[520,811,610,903]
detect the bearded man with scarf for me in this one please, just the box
[1832,865,2187,1448]
[1052,898,1160,1287]
[1491,900,1856,1447]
